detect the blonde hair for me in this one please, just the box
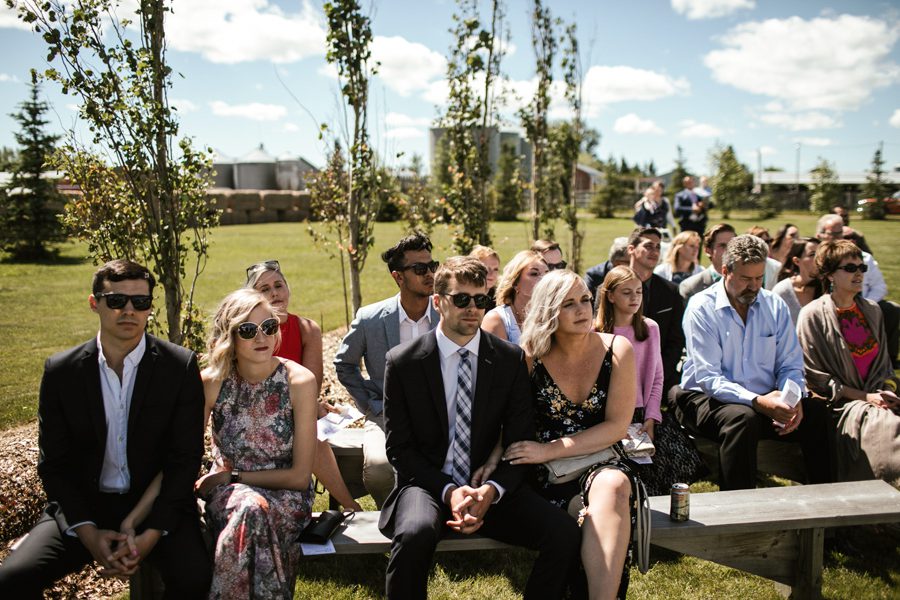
[495,250,546,307]
[664,230,701,272]
[206,288,280,381]
[594,266,648,341]
[468,244,499,263]
[520,271,585,359]
[245,262,290,293]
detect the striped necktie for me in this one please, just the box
[452,348,473,487]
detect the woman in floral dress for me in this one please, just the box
[505,270,637,600]
[195,288,318,598]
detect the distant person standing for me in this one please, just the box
[674,176,711,236]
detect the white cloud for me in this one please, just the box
[170,98,198,113]
[759,145,777,156]
[0,5,31,31]
[0,73,19,83]
[582,66,689,116]
[284,122,299,132]
[890,109,900,128]
[671,0,755,20]
[794,137,832,147]
[385,127,426,140]
[318,62,339,80]
[613,113,664,135]
[166,0,326,64]
[704,15,900,111]
[680,119,722,138]
[758,111,840,131]
[372,36,445,97]
[421,79,450,106]
[384,112,432,128]
[66,103,80,112]
[209,100,287,121]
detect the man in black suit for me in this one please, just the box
[0,260,210,598]
[379,257,581,600]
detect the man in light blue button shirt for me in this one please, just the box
[670,235,832,490]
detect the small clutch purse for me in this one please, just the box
[298,510,352,544]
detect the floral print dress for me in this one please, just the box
[531,342,635,600]
[205,362,314,599]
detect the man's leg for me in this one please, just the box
[144,511,211,599]
[479,487,583,600]
[363,414,395,508]
[759,396,834,485]
[878,300,900,368]
[0,507,91,599]
[385,485,443,600]
[675,387,762,490]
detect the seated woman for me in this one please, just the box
[482,250,548,344]
[654,230,703,285]
[468,244,501,310]
[506,270,637,600]
[769,223,799,266]
[246,260,361,511]
[771,237,823,325]
[196,289,317,597]
[797,241,900,486]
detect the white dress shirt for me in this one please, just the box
[398,298,433,344]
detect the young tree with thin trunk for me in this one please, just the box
[558,21,584,273]
[711,144,752,219]
[809,158,840,214]
[861,146,888,220]
[10,0,217,348]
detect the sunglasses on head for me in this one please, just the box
[236,317,280,340]
[546,261,567,271]
[246,260,281,278]
[443,292,492,310]
[836,263,868,274]
[96,292,153,311]
[398,261,439,276]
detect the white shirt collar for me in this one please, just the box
[97,332,147,371]
[436,326,480,360]
[397,296,432,325]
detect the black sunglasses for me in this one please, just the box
[246,260,281,278]
[443,292,492,310]
[546,261,568,271]
[837,263,868,274]
[398,261,439,276]
[236,317,280,340]
[96,292,153,311]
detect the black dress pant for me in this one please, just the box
[383,484,582,600]
[672,386,833,490]
[878,299,900,367]
[0,497,210,599]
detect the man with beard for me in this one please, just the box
[669,235,832,490]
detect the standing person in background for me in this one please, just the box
[771,238,824,325]
[196,289,317,598]
[469,245,501,311]
[246,260,361,511]
[769,223,800,266]
[633,182,674,233]
[483,250,548,344]
[674,176,711,236]
[334,232,441,508]
[654,230,703,285]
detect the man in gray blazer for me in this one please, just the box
[679,223,735,300]
[334,232,440,507]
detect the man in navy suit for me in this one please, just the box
[0,260,209,598]
[379,257,581,599]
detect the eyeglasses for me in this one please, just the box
[236,317,280,340]
[836,263,868,274]
[246,260,281,278]
[546,261,568,271]
[443,292,492,310]
[96,292,153,311]
[398,261,439,276]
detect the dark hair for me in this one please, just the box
[777,237,818,281]
[816,240,863,283]
[434,256,487,296]
[92,259,155,296]
[704,223,736,249]
[627,227,661,248]
[530,239,560,254]
[770,223,797,252]
[381,231,433,273]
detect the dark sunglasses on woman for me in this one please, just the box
[96,292,153,311]
[443,292,492,310]
[236,318,280,340]
[837,264,868,274]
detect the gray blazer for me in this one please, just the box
[334,294,440,416]
[679,266,717,301]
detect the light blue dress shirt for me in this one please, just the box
[680,280,804,406]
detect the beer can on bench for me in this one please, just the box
[670,483,690,521]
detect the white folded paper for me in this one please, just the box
[317,405,364,441]
[300,539,336,555]
[781,379,802,409]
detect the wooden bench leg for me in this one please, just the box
[792,528,824,600]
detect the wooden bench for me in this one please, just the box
[317,480,900,600]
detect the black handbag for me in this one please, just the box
[298,510,353,544]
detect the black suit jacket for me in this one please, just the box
[37,333,205,533]
[378,329,534,531]
[644,274,686,393]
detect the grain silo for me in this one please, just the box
[275,153,317,191]
[234,144,277,190]
[210,148,235,189]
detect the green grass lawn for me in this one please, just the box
[2,211,899,598]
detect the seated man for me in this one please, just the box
[379,257,581,600]
[679,223,736,300]
[334,232,440,508]
[670,235,832,491]
[0,260,210,597]
[531,239,567,271]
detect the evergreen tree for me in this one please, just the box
[493,143,523,221]
[592,157,626,218]
[808,158,840,214]
[0,147,17,172]
[671,145,690,187]
[861,147,888,220]
[0,75,66,260]
[711,144,752,219]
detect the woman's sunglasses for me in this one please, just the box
[836,264,868,274]
[96,292,153,311]
[236,317,280,340]
[397,261,439,276]
[246,260,281,278]
[443,292,492,310]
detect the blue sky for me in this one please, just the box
[1,0,899,177]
